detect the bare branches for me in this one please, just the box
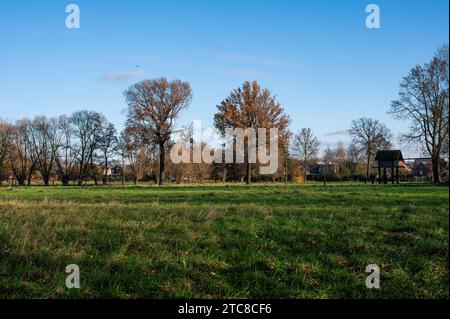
[70,110,107,185]
[291,128,320,181]
[389,44,449,182]
[27,116,57,186]
[99,122,118,185]
[124,78,192,185]
[349,117,392,179]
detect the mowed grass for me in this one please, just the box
[0,183,448,299]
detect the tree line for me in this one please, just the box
[0,45,448,185]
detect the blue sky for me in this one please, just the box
[0,0,448,156]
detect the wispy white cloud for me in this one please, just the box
[100,70,145,83]
[324,129,350,136]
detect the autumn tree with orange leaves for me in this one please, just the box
[214,81,290,184]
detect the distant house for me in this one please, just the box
[308,163,337,177]
[412,158,432,178]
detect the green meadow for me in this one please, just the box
[0,183,448,298]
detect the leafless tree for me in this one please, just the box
[344,143,362,179]
[70,110,106,186]
[119,127,150,184]
[54,115,77,186]
[8,120,37,185]
[323,146,338,167]
[291,128,320,181]
[99,122,118,185]
[0,120,11,165]
[0,121,12,182]
[349,117,392,180]
[125,78,192,185]
[28,116,58,186]
[390,44,449,183]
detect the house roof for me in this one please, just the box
[375,150,404,162]
[413,158,432,167]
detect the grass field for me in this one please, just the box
[0,183,448,299]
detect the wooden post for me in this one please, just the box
[391,162,395,184]
[383,167,387,184]
[378,165,381,184]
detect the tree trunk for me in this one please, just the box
[246,162,251,185]
[17,176,26,186]
[62,175,69,186]
[43,175,50,187]
[159,142,165,185]
[304,160,309,183]
[432,156,440,184]
[92,160,98,186]
[103,157,108,186]
[365,156,371,184]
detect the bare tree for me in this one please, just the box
[99,122,118,185]
[0,121,12,183]
[119,127,150,185]
[8,120,36,185]
[125,78,192,185]
[70,110,106,186]
[390,44,449,183]
[344,143,362,179]
[323,145,338,168]
[291,128,320,181]
[0,120,11,165]
[28,116,58,186]
[54,115,77,186]
[214,81,290,184]
[349,117,392,181]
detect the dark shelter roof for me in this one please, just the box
[375,150,404,162]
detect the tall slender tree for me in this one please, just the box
[0,120,11,165]
[119,127,150,185]
[28,116,58,186]
[8,120,36,185]
[291,128,320,181]
[99,122,118,185]
[54,115,77,186]
[349,117,392,181]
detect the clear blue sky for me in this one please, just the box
[0,0,448,156]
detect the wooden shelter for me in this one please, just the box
[374,150,405,184]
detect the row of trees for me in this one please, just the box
[0,112,118,186]
[292,44,449,184]
[291,119,391,182]
[0,45,448,185]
